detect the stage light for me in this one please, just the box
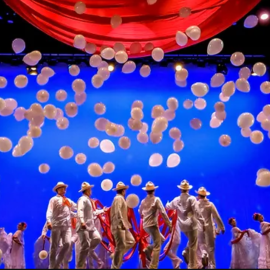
[26,66,38,76]
[216,63,228,75]
[260,13,269,21]
[251,71,257,76]
[108,64,114,72]
[175,64,182,71]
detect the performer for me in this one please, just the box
[139,181,172,269]
[0,228,12,268]
[253,213,270,269]
[8,222,27,269]
[166,180,205,269]
[110,181,135,269]
[196,187,225,269]
[229,217,260,269]
[46,182,77,269]
[76,182,104,269]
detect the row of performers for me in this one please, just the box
[0,180,270,269]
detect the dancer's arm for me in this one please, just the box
[211,203,225,233]
[77,197,86,229]
[156,198,172,229]
[46,198,54,229]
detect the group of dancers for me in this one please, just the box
[0,179,270,269]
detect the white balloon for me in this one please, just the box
[72,79,86,93]
[37,74,49,86]
[74,1,86,14]
[115,51,128,64]
[97,67,110,81]
[0,98,5,111]
[175,31,188,46]
[100,139,115,153]
[207,38,224,55]
[147,0,157,5]
[210,73,225,87]
[126,194,140,208]
[191,82,209,97]
[41,67,55,78]
[101,179,113,191]
[101,48,115,60]
[69,65,80,76]
[237,113,254,128]
[236,78,250,92]
[241,128,252,138]
[39,250,48,260]
[122,61,136,74]
[89,54,102,67]
[260,81,270,94]
[91,74,104,89]
[210,117,222,128]
[256,171,270,187]
[175,68,188,81]
[149,153,163,167]
[14,75,28,88]
[85,43,96,54]
[230,52,245,66]
[239,67,251,79]
[140,65,151,78]
[244,15,259,29]
[253,62,266,77]
[185,26,201,41]
[114,43,126,52]
[222,81,235,97]
[23,54,38,66]
[175,80,187,87]
[74,34,86,49]
[0,77,7,89]
[219,92,230,102]
[152,48,164,62]
[12,38,26,54]
[167,153,181,168]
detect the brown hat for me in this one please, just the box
[112,181,129,191]
[177,180,193,190]
[195,187,210,196]
[79,182,94,192]
[142,181,159,191]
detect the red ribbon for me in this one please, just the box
[90,198,178,266]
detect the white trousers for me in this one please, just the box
[144,226,164,269]
[49,227,71,269]
[111,229,135,269]
[77,229,101,269]
[196,229,208,269]
[183,230,198,269]
[204,229,216,269]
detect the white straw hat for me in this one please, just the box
[142,181,159,191]
[79,182,94,192]
[177,180,193,190]
[53,182,68,192]
[195,187,210,196]
[112,181,129,191]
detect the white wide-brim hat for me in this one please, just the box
[112,181,129,191]
[177,180,193,190]
[53,182,68,192]
[195,187,210,196]
[79,182,94,192]
[142,181,159,191]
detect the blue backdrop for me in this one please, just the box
[0,62,269,269]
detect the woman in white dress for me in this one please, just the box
[9,222,27,269]
[253,213,270,269]
[229,217,260,269]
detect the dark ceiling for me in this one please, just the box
[0,0,269,60]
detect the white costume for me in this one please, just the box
[0,228,12,268]
[110,182,135,269]
[196,190,225,269]
[230,227,260,269]
[258,221,270,269]
[46,182,76,269]
[139,182,171,269]
[166,180,205,269]
[76,182,103,269]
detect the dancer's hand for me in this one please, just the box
[169,224,172,233]
[81,223,86,230]
[47,223,52,230]
[42,235,46,240]
[103,207,107,212]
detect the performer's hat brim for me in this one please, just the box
[53,182,68,192]
[112,181,129,191]
[177,180,192,190]
[79,182,94,192]
[195,187,210,196]
[142,181,159,191]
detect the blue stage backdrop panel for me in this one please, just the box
[0,63,269,269]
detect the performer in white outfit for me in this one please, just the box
[139,181,172,269]
[228,217,260,269]
[253,213,270,269]
[166,180,205,269]
[110,182,135,269]
[46,182,77,269]
[76,182,104,269]
[196,187,225,269]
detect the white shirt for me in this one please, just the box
[46,195,77,227]
[166,193,205,232]
[197,199,225,235]
[76,195,104,232]
[110,194,131,231]
[139,195,171,229]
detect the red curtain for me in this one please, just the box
[4,0,259,57]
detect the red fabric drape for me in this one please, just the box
[4,0,259,57]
